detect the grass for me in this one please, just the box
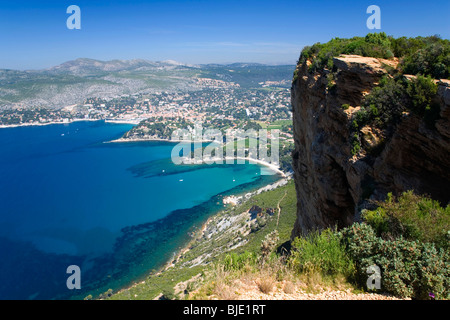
[362,191,450,249]
[257,277,274,294]
[288,229,355,279]
[267,119,292,130]
[108,180,296,300]
[108,180,366,300]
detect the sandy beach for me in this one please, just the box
[109,137,285,176]
[107,137,214,143]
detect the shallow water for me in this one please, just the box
[0,120,280,299]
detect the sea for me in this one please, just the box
[0,120,281,299]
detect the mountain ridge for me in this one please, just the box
[0,59,295,110]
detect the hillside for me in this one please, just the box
[0,59,294,110]
[104,179,410,301]
[99,34,449,301]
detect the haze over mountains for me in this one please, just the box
[0,58,294,110]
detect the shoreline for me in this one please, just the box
[0,118,141,129]
[228,156,286,177]
[104,119,141,125]
[0,118,104,129]
[109,137,286,177]
[112,174,290,298]
[107,137,211,143]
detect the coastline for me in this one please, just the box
[107,137,211,143]
[0,118,141,129]
[104,119,141,125]
[109,137,286,177]
[162,176,290,271]
[0,118,103,129]
[112,173,290,298]
[228,156,286,177]
[0,119,287,298]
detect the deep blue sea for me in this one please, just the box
[0,120,280,299]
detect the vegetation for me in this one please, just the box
[340,222,449,300]
[108,180,297,300]
[298,33,450,79]
[339,191,450,299]
[288,229,355,278]
[349,72,440,156]
[105,175,448,301]
[198,189,449,300]
[101,34,450,302]
[350,133,361,156]
[294,33,448,157]
[356,76,409,129]
[396,35,450,79]
[353,75,439,131]
[362,191,450,249]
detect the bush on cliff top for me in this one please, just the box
[298,33,450,79]
[350,74,439,156]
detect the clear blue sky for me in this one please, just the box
[0,0,449,69]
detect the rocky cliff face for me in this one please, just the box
[290,54,450,238]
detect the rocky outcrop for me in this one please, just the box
[290,55,450,238]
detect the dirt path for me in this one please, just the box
[233,279,405,300]
[276,190,287,228]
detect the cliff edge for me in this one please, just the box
[290,51,450,238]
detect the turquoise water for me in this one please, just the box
[0,121,280,299]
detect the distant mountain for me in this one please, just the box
[0,58,295,110]
[46,58,197,75]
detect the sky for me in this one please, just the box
[0,0,449,70]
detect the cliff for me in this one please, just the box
[290,54,450,237]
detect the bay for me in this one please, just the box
[0,120,280,299]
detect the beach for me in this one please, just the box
[109,137,285,176]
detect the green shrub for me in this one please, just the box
[289,229,355,278]
[161,288,177,300]
[350,74,440,155]
[360,76,409,129]
[362,191,450,249]
[406,75,440,127]
[399,37,450,79]
[407,75,438,112]
[350,133,361,156]
[340,223,450,299]
[297,34,450,79]
[299,33,394,73]
[293,68,299,83]
[260,230,279,263]
[361,207,389,234]
[223,251,258,271]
